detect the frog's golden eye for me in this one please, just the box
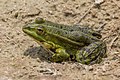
[37,27,44,34]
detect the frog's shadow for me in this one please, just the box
[23,46,52,62]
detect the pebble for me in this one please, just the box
[95,0,104,4]
[0,76,13,80]
[38,68,54,75]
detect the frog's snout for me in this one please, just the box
[23,23,32,29]
[23,23,39,30]
[22,24,29,30]
[22,24,34,33]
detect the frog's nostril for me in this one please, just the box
[23,23,31,28]
[23,23,38,29]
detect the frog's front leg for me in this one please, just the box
[51,48,70,62]
[76,41,107,64]
[44,42,70,62]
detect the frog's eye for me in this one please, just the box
[35,17,45,24]
[37,27,44,34]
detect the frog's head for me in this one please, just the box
[22,22,46,42]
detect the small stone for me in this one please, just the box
[95,0,104,4]
[102,66,106,72]
[0,76,13,80]
[0,48,1,52]
[38,68,54,75]
[48,11,53,15]
[88,66,94,71]
[114,69,120,77]
[84,65,93,71]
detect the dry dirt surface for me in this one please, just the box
[0,0,120,80]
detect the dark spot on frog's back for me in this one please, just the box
[74,33,79,37]
[84,48,91,54]
[59,25,63,29]
[65,31,68,35]
[70,29,74,32]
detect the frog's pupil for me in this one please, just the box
[37,28,43,32]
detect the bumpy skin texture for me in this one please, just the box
[22,18,107,64]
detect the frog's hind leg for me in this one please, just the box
[76,41,107,64]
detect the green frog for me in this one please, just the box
[22,18,107,64]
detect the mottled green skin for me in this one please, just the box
[22,18,107,64]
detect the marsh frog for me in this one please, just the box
[22,18,106,64]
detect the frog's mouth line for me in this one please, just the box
[23,29,46,42]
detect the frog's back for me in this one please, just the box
[35,18,102,39]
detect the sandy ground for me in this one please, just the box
[0,0,120,80]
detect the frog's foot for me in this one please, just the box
[76,41,107,64]
[50,48,70,62]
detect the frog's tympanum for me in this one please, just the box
[22,18,107,64]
